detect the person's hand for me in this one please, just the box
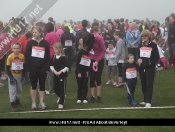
[130,43,135,48]
[137,59,142,65]
[78,73,81,78]
[53,70,57,75]
[46,71,49,74]
[93,61,98,67]
[79,39,83,45]
[106,30,108,33]
[123,82,126,85]
[56,71,62,76]
[9,75,17,85]
[171,35,174,38]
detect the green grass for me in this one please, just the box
[0,50,175,131]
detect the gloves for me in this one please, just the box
[9,76,17,85]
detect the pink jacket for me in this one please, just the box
[56,28,64,37]
[45,32,60,59]
[90,33,106,62]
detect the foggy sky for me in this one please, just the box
[0,0,174,24]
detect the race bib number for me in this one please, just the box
[140,47,152,58]
[31,46,45,58]
[11,59,23,70]
[126,67,137,79]
[90,49,95,55]
[80,55,91,67]
[65,40,72,46]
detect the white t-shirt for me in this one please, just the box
[157,45,164,58]
[159,27,165,39]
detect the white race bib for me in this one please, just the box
[126,67,137,79]
[140,47,152,58]
[80,55,91,67]
[65,40,72,46]
[118,60,124,63]
[31,46,45,58]
[11,59,23,70]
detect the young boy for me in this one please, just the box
[6,43,25,110]
[105,41,117,85]
[122,54,141,106]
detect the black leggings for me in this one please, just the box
[117,63,123,77]
[29,65,47,91]
[65,47,72,71]
[89,59,104,88]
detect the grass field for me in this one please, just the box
[0,50,175,132]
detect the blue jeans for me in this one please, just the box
[168,43,175,65]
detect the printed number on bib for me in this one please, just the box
[11,60,23,70]
[80,55,91,66]
[31,46,45,58]
[65,40,72,46]
[126,67,137,79]
[140,47,152,58]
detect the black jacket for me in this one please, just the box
[25,39,50,72]
[122,62,140,83]
[103,29,115,41]
[138,41,159,69]
[168,22,175,43]
[61,32,75,48]
[139,24,149,33]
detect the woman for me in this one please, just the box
[89,23,106,103]
[126,22,141,62]
[45,22,60,95]
[25,26,50,110]
[61,26,75,73]
[150,21,161,44]
[56,23,64,37]
[138,29,159,108]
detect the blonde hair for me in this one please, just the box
[141,29,152,39]
[32,26,44,38]
[53,42,65,56]
[56,23,61,28]
[130,22,137,29]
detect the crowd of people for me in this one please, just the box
[0,13,175,110]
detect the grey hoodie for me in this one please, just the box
[115,39,125,63]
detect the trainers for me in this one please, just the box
[139,102,146,105]
[77,100,81,103]
[145,103,151,108]
[31,102,37,110]
[38,102,47,109]
[58,104,63,109]
[131,100,137,106]
[90,96,95,103]
[113,82,117,85]
[12,105,17,111]
[106,80,112,84]
[127,99,131,104]
[97,96,102,103]
[0,83,4,87]
[16,103,25,108]
[83,100,88,103]
[45,90,50,95]
[114,83,124,88]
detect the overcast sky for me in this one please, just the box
[0,0,174,24]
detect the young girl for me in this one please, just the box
[50,42,69,109]
[113,31,125,88]
[75,34,95,103]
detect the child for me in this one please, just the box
[6,43,25,110]
[50,42,69,109]
[0,55,6,87]
[105,41,117,85]
[122,54,141,106]
[75,34,95,103]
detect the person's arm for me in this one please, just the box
[72,34,75,44]
[45,41,50,72]
[115,41,123,62]
[61,34,65,47]
[96,36,106,63]
[150,44,159,65]
[122,64,127,83]
[75,51,82,74]
[126,32,131,44]
[45,34,51,44]
[135,30,141,44]
[25,40,31,72]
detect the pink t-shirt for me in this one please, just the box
[56,28,64,37]
[45,32,60,59]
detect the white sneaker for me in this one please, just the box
[145,103,151,108]
[57,97,60,103]
[38,102,47,109]
[139,102,146,105]
[45,90,50,95]
[83,100,88,103]
[31,102,37,110]
[106,80,112,84]
[77,100,81,103]
[58,104,63,109]
[113,82,117,85]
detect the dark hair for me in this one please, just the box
[90,23,99,33]
[45,22,54,33]
[63,26,70,33]
[114,31,123,38]
[82,19,88,28]
[13,42,22,48]
[126,54,134,60]
[169,13,175,19]
[107,22,113,26]
[25,31,32,39]
[120,18,124,23]
[165,17,169,22]
[83,33,95,53]
[108,41,115,47]
[48,17,53,22]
